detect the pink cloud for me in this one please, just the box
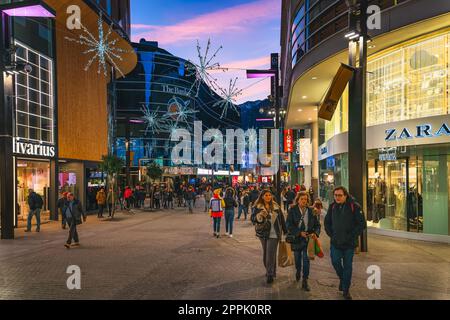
[131,0,280,45]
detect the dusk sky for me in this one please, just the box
[130,0,281,104]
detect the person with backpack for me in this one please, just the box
[223,188,238,237]
[324,186,366,300]
[286,191,321,291]
[210,189,224,238]
[25,189,43,232]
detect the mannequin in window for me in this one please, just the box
[374,172,386,222]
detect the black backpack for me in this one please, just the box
[35,194,44,209]
[224,197,236,209]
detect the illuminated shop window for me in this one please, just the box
[14,40,54,144]
[367,34,449,126]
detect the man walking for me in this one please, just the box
[64,193,87,249]
[25,189,43,232]
[57,192,68,229]
[96,188,107,218]
[324,186,366,300]
[185,186,195,214]
[204,186,213,212]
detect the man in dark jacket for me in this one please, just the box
[286,191,321,291]
[285,187,296,208]
[324,186,366,300]
[25,189,43,232]
[57,192,68,229]
[64,193,87,249]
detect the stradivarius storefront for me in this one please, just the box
[320,116,450,241]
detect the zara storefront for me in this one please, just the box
[319,30,450,242]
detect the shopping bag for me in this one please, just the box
[278,241,294,267]
[314,237,324,258]
[307,236,315,260]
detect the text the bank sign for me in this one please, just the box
[12,138,55,158]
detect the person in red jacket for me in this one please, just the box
[124,186,133,210]
[210,189,224,238]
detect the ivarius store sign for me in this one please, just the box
[12,138,55,158]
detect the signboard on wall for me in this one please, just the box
[12,138,55,158]
[284,129,294,153]
[299,139,312,166]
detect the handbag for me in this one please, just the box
[278,240,294,267]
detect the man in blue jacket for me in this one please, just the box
[324,186,366,300]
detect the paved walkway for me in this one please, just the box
[0,199,449,300]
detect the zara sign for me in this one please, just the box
[12,138,55,158]
[385,123,450,141]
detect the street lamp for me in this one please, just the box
[246,54,282,203]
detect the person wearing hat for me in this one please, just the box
[210,189,225,238]
[57,191,69,229]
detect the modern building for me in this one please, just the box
[114,39,243,189]
[0,0,137,239]
[281,0,450,242]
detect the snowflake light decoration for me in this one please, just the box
[213,78,243,119]
[248,128,258,149]
[164,97,199,127]
[65,13,130,77]
[186,39,223,97]
[141,105,166,134]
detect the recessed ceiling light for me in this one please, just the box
[368,45,376,49]
[311,77,318,80]
[302,96,307,99]
[314,107,318,111]
[308,118,312,121]
[298,109,303,112]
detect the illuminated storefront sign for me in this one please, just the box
[284,129,294,153]
[299,139,312,166]
[12,138,55,158]
[385,123,450,141]
[378,147,397,161]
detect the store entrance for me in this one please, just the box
[368,158,422,232]
[16,160,50,225]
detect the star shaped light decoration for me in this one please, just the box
[65,13,130,77]
[213,77,243,119]
[185,39,224,97]
[141,105,167,135]
[164,97,199,128]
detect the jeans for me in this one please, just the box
[294,247,310,279]
[237,205,248,220]
[204,199,211,212]
[26,208,41,231]
[108,203,113,217]
[98,204,104,217]
[66,218,79,244]
[187,200,194,213]
[213,217,221,233]
[260,238,279,277]
[225,209,235,234]
[330,244,355,292]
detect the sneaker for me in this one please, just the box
[72,243,80,247]
[36,229,40,232]
[229,234,233,238]
[216,234,220,238]
[225,232,229,236]
[64,243,71,249]
[24,229,31,233]
[343,290,353,300]
[267,276,274,284]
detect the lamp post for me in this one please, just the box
[345,0,368,252]
[246,53,282,203]
[0,1,55,239]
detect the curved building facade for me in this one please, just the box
[115,40,242,187]
[281,0,450,241]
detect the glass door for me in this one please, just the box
[384,159,407,231]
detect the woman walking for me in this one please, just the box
[251,190,287,284]
[223,188,238,237]
[210,189,224,238]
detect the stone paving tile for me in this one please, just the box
[0,200,449,300]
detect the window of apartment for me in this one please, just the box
[14,40,54,144]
